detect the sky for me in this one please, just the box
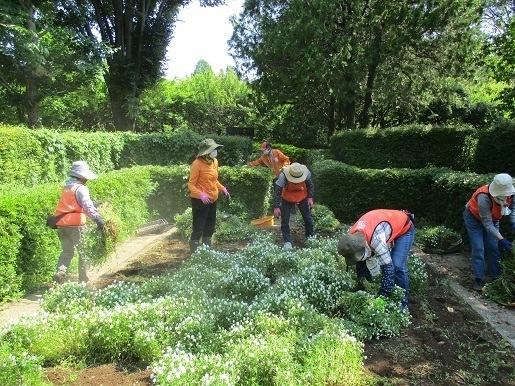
[165,0,244,79]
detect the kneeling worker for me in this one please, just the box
[338,209,415,309]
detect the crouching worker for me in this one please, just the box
[52,161,105,284]
[338,209,415,309]
[273,162,315,248]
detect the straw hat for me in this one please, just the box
[67,161,97,180]
[283,162,308,183]
[338,232,367,266]
[489,173,515,197]
[197,138,223,157]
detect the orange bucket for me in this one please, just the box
[251,215,274,227]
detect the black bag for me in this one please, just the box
[46,213,67,229]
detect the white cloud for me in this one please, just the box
[165,0,243,79]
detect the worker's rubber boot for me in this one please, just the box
[189,240,200,253]
[202,237,212,247]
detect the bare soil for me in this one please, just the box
[44,225,515,386]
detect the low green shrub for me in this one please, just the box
[415,226,463,254]
[297,204,340,234]
[484,250,515,305]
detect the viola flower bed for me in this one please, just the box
[0,235,425,385]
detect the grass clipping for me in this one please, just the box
[484,250,515,305]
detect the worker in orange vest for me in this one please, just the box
[247,141,290,178]
[273,163,314,249]
[338,209,415,310]
[464,173,515,291]
[52,161,105,284]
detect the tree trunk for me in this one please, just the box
[328,95,336,138]
[26,78,40,128]
[105,71,136,131]
[361,62,378,129]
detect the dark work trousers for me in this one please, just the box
[190,197,217,242]
[280,197,314,243]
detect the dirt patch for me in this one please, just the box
[37,225,515,385]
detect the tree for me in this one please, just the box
[0,0,102,128]
[230,0,484,139]
[484,1,515,118]
[56,0,225,131]
[138,59,256,133]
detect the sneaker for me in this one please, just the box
[52,271,66,285]
[284,242,293,249]
[473,278,484,292]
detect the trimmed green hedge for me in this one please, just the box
[330,125,476,171]
[312,159,490,233]
[472,120,515,176]
[0,165,272,305]
[0,125,254,187]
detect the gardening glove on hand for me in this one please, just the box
[510,222,515,235]
[499,238,512,251]
[222,187,230,199]
[274,207,281,218]
[307,198,314,208]
[95,216,105,231]
[199,192,211,204]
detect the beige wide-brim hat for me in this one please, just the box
[338,232,367,266]
[283,162,308,183]
[67,161,97,180]
[197,138,223,157]
[489,173,515,197]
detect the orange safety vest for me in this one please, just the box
[54,184,87,226]
[350,209,412,245]
[281,180,308,204]
[467,185,511,222]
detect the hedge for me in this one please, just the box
[0,165,272,305]
[0,125,254,187]
[312,159,491,233]
[330,125,477,171]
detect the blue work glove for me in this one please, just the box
[95,216,105,231]
[510,222,515,235]
[499,238,512,251]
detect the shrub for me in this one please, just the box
[415,226,463,254]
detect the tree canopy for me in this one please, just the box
[230,0,485,140]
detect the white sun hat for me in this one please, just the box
[489,173,515,197]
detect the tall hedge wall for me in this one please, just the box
[312,159,491,233]
[0,165,272,305]
[330,125,477,170]
[0,125,254,187]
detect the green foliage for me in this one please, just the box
[147,164,191,222]
[119,129,202,167]
[0,166,155,302]
[334,287,411,340]
[407,253,429,296]
[174,209,261,244]
[415,226,463,254]
[218,166,273,220]
[484,250,515,305]
[0,217,23,305]
[297,204,340,235]
[330,125,477,170]
[0,125,46,186]
[472,120,515,176]
[211,134,254,166]
[0,340,45,385]
[312,159,490,233]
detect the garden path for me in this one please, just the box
[0,225,177,327]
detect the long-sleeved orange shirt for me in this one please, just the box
[188,157,225,202]
[247,149,290,178]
